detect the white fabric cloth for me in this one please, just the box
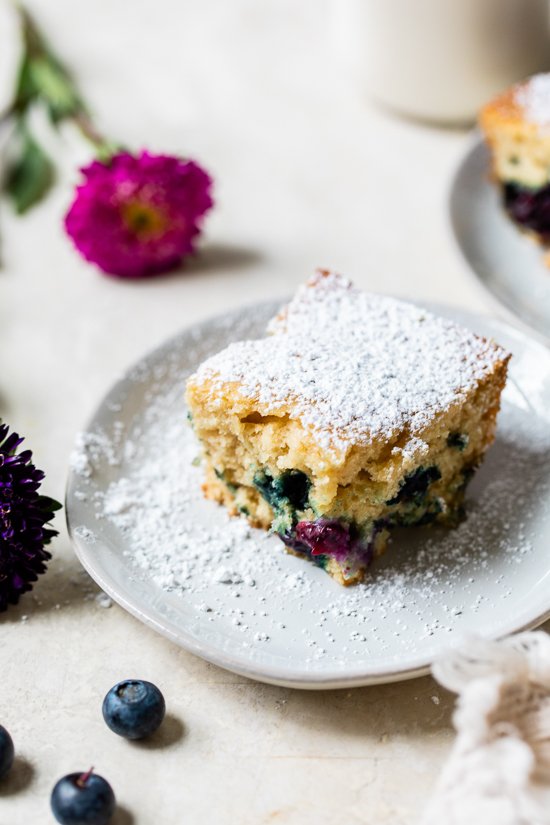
[422,632,550,825]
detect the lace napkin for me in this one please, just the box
[422,632,550,825]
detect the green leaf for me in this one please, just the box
[13,56,39,113]
[42,527,59,546]
[28,56,84,124]
[4,126,55,214]
[13,8,86,125]
[9,8,114,159]
[37,496,63,513]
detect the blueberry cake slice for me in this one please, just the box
[185,271,510,585]
[480,73,550,258]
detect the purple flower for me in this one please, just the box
[0,423,60,612]
[64,151,214,278]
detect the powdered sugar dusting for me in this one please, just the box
[191,273,509,454]
[515,73,550,127]
[68,299,550,674]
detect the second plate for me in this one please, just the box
[450,137,550,344]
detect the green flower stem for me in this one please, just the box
[15,4,119,161]
[1,2,124,222]
[16,5,85,121]
[72,112,120,163]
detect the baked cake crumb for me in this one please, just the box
[480,74,550,259]
[186,271,510,585]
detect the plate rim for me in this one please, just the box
[448,133,550,349]
[66,299,550,689]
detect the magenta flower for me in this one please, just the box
[64,152,214,278]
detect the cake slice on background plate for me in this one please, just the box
[480,73,550,260]
[186,271,510,585]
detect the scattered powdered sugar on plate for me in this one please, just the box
[67,300,550,677]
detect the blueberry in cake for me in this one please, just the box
[186,271,510,585]
[480,73,550,257]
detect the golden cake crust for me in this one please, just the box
[479,75,550,188]
[480,85,527,134]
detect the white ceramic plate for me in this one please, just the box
[450,137,550,345]
[66,301,550,689]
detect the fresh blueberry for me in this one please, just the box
[102,679,165,740]
[0,725,14,780]
[50,769,115,825]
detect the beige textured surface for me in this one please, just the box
[2,1,545,823]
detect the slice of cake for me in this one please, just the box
[185,271,510,585]
[480,73,550,257]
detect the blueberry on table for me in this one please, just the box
[0,725,14,780]
[102,679,165,740]
[50,769,115,825]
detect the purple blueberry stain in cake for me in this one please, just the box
[279,530,329,570]
[504,182,550,241]
[386,465,441,506]
[295,519,354,560]
[447,432,469,451]
[280,518,375,573]
[253,469,310,518]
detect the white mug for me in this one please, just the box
[336,0,550,124]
